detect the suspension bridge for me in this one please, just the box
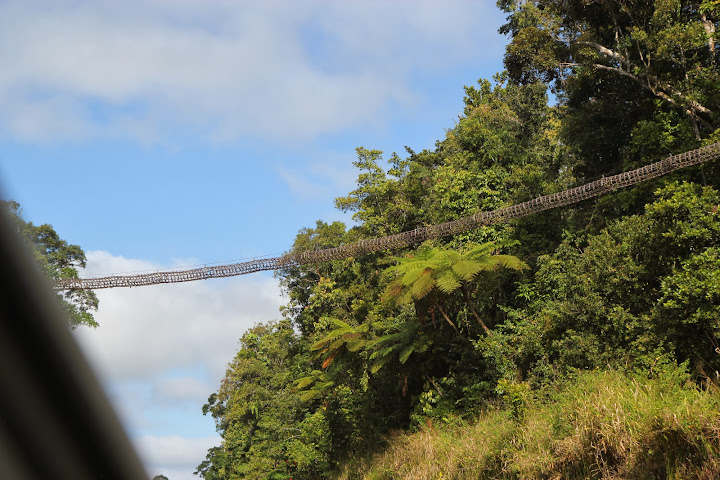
[54,142,720,290]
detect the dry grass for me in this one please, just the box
[338,409,514,480]
[337,370,720,479]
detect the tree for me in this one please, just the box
[500,0,718,136]
[384,242,528,335]
[201,2,720,474]
[2,200,98,328]
[198,321,334,479]
[152,475,169,480]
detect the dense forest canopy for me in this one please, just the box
[198,2,719,479]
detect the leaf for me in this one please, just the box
[465,242,496,259]
[311,328,353,351]
[451,260,485,281]
[398,345,415,364]
[436,271,462,293]
[414,338,431,354]
[370,356,391,374]
[322,351,337,369]
[295,376,316,390]
[370,345,398,361]
[300,390,322,402]
[401,266,431,287]
[411,271,435,300]
[327,337,348,352]
[346,339,366,352]
[329,318,351,329]
[491,254,529,271]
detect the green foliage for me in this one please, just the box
[366,320,431,374]
[196,321,325,479]
[385,242,527,301]
[384,242,528,336]
[495,378,531,420]
[499,0,719,135]
[504,182,720,380]
[200,3,720,476]
[2,200,98,328]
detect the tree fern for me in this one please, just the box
[384,241,528,334]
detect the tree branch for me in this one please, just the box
[461,285,492,336]
[435,303,459,334]
[702,13,716,56]
[570,41,714,123]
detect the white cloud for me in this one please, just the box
[0,0,504,143]
[275,151,357,200]
[134,435,220,480]
[152,376,214,405]
[75,250,284,382]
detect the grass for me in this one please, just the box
[337,369,720,479]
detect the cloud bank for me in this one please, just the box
[0,0,504,143]
[76,250,284,381]
[134,435,220,480]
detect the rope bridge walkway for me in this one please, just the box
[55,142,720,290]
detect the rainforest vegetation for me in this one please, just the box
[197,1,720,478]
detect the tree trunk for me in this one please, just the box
[462,285,492,335]
[702,13,716,57]
[435,302,459,334]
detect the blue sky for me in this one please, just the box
[0,1,508,478]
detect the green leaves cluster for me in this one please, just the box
[197,321,332,480]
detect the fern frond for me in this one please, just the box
[329,318,352,329]
[490,255,529,271]
[295,376,316,390]
[410,271,435,300]
[300,390,322,402]
[398,345,415,364]
[311,327,354,351]
[370,355,391,374]
[435,271,462,293]
[400,266,432,287]
[414,338,431,353]
[322,351,338,369]
[370,345,400,361]
[464,241,496,259]
[450,260,484,281]
[434,249,461,267]
[346,339,366,352]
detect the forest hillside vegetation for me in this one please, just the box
[197,2,720,479]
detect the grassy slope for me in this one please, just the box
[338,369,720,480]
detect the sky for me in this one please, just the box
[0,1,508,478]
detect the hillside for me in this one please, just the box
[197,3,720,479]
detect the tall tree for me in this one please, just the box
[500,0,718,130]
[507,182,720,378]
[499,0,719,181]
[198,321,325,480]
